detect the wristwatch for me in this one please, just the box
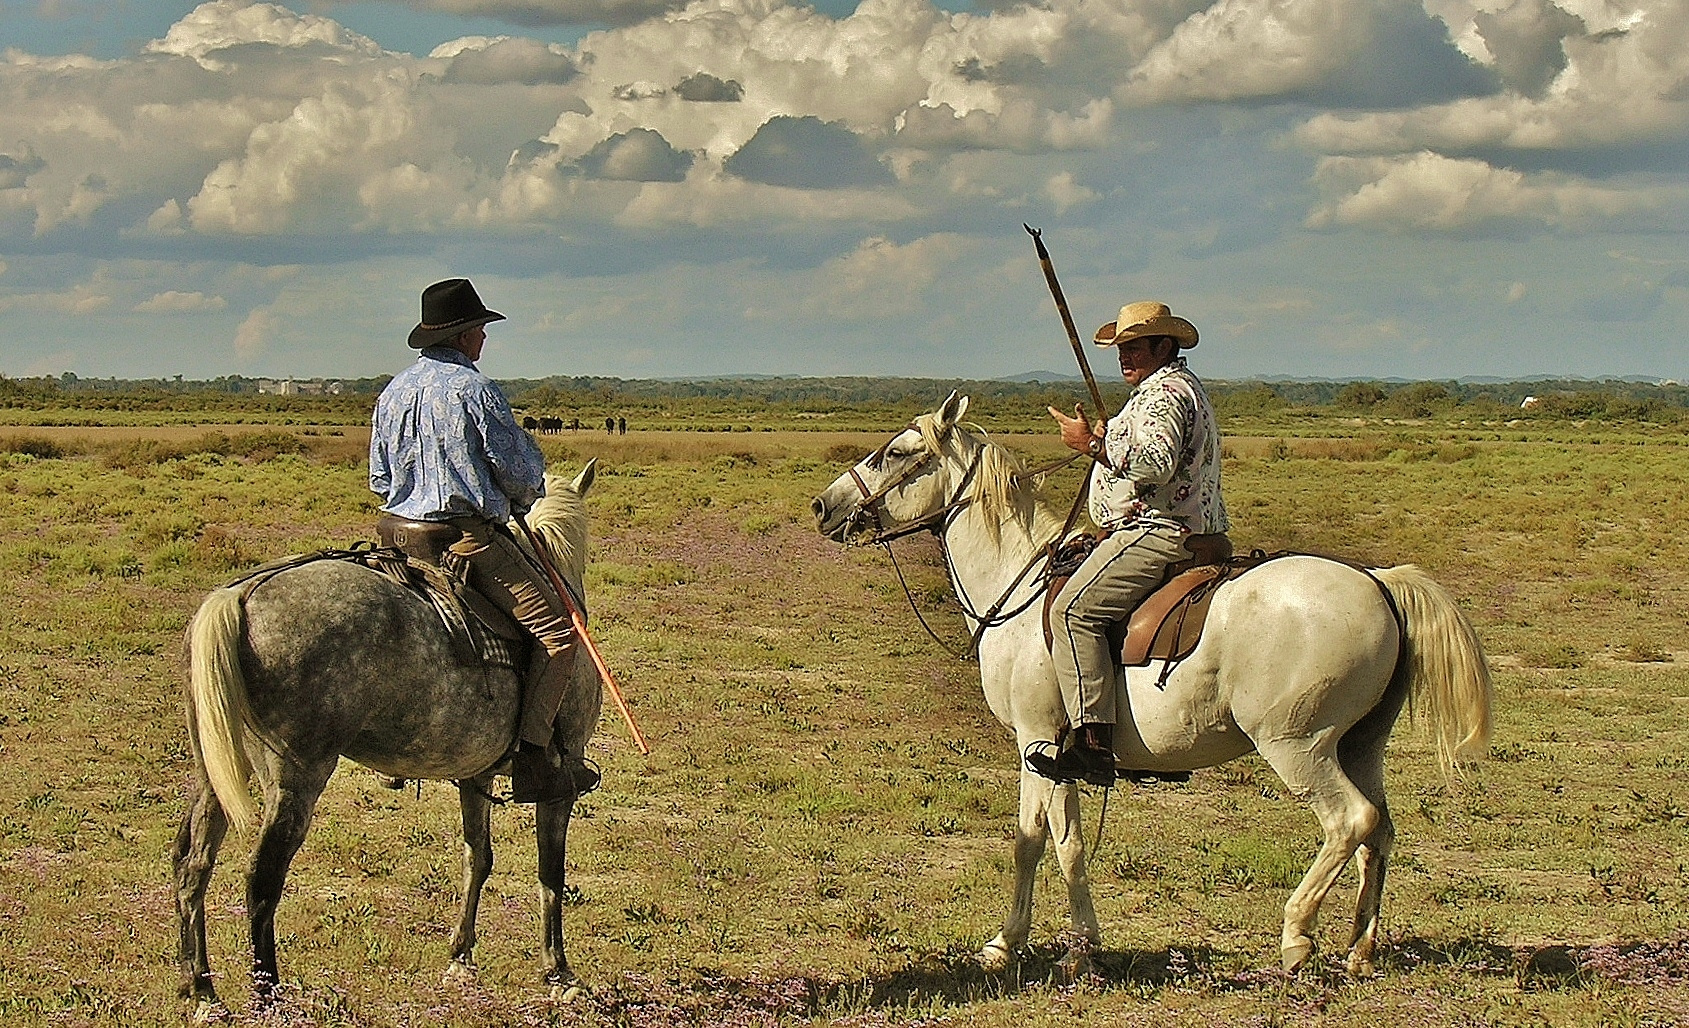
[1086,435,1105,459]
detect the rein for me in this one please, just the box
[858,434,1092,661]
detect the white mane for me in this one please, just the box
[910,414,1064,550]
[525,473,588,588]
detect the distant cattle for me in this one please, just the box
[541,416,564,434]
[522,416,539,431]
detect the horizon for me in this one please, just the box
[3,2,1689,384]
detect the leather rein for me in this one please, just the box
[848,425,1087,660]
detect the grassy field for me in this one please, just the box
[0,404,1686,1027]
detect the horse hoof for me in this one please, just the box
[978,939,1013,972]
[1282,939,1315,972]
[443,959,477,983]
[191,1000,230,1025]
[550,983,584,1004]
[1347,951,1377,978]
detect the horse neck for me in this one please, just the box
[939,459,1058,606]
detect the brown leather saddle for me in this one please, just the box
[371,515,525,668]
[1043,531,1270,669]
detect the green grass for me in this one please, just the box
[0,413,1686,1026]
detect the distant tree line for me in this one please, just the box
[2,373,1684,424]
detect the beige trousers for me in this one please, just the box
[1049,524,1187,727]
[448,517,577,748]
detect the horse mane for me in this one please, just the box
[525,475,588,585]
[911,414,1060,547]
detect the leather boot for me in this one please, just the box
[510,743,602,804]
[1025,723,1116,787]
[510,743,574,804]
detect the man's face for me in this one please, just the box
[455,324,487,362]
[1117,336,1173,386]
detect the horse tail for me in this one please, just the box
[1373,564,1493,780]
[186,586,259,833]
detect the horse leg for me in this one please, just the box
[246,757,332,1003]
[173,773,229,1014]
[980,769,1057,970]
[446,776,495,980]
[1045,774,1101,978]
[1338,727,1395,977]
[536,795,578,994]
[1255,737,1379,972]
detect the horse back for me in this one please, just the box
[237,559,520,779]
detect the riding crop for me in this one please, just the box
[1025,223,1109,423]
[516,515,651,755]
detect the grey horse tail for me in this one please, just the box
[188,586,260,833]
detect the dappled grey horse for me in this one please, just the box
[812,393,1492,974]
[173,463,601,1016]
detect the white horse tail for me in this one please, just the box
[1373,564,1493,779]
[187,587,258,833]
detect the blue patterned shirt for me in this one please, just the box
[370,347,545,523]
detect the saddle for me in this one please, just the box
[221,523,524,671]
[374,515,524,668]
[1044,531,1270,669]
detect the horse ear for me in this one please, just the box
[937,390,969,430]
[570,458,597,498]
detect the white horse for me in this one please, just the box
[811,392,1492,975]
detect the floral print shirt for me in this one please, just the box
[1088,357,1229,534]
[370,347,545,523]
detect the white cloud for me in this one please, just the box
[1044,170,1097,214]
[146,0,385,65]
[1306,151,1672,231]
[401,0,682,28]
[135,290,228,313]
[234,306,278,359]
[756,233,970,321]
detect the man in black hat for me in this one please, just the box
[370,278,590,804]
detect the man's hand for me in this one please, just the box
[1048,403,1105,455]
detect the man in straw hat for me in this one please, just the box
[1026,301,1230,786]
[370,277,594,804]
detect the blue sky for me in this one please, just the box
[1,0,1686,383]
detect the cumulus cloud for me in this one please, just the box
[234,306,278,359]
[578,128,692,181]
[674,72,743,103]
[1472,0,1586,97]
[0,150,45,190]
[754,233,969,321]
[1045,170,1097,214]
[146,0,384,64]
[135,290,228,313]
[398,0,684,28]
[725,116,892,190]
[1125,0,1491,107]
[1297,0,1689,157]
[1306,151,1674,231]
[438,37,576,84]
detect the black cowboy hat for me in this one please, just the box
[408,278,506,349]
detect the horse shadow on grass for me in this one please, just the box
[588,933,1689,1023]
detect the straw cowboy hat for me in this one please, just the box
[1093,301,1199,349]
[408,278,506,349]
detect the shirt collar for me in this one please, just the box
[419,345,476,368]
[1136,355,1187,391]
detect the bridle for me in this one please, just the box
[845,422,982,545]
[846,422,1086,660]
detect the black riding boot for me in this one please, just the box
[510,742,600,804]
[1026,723,1116,787]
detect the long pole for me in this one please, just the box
[1025,223,1109,423]
[516,517,651,756]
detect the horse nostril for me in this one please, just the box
[810,497,826,523]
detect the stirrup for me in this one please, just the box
[1023,740,1115,787]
